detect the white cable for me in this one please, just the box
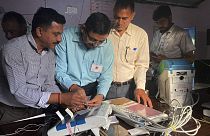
[143,105,201,136]
[0,123,46,136]
[0,114,62,136]
[169,91,200,109]
[190,92,200,107]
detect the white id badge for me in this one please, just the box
[91,63,103,73]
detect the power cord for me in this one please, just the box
[0,123,47,136]
[144,106,200,136]
[142,98,201,136]
[0,114,58,136]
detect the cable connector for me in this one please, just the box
[65,108,74,119]
[56,110,64,121]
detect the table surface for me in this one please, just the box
[1,98,210,136]
[193,83,210,90]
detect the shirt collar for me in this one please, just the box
[27,33,37,49]
[110,23,132,36]
[126,24,132,36]
[72,27,81,42]
[26,33,49,53]
[166,24,175,34]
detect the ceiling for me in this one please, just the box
[135,0,205,8]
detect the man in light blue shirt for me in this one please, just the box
[55,12,114,109]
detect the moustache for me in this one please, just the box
[53,41,60,45]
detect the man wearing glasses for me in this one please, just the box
[55,12,114,111]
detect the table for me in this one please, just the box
[1,98,209,136]
[107,98,210,136]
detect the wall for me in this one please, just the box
[194,0,210,59]
[0,0,91,48]
[46,0,90,28]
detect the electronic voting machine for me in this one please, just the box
[109,97,168,128]
[158,59,195,106]
[47,103,112,136]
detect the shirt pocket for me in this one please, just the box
[120,46,138,64]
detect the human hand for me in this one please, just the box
[151,53,160,62]
[69,84,88,102]
[151,52,167,63]
[87,94,104,107]
[134,89,153,108]
[157,54,167,61]
[61,86,87,109]
[69,105,84,113]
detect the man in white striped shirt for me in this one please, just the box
[0,7,86,124]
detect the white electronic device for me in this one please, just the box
[47,103,112,136]
[202,102,210,117]
[112,105,145,127]
[110,98,168,128]
[158,59,195,106]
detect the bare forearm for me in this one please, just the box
[48,93,60,104]
[47,90,87,109]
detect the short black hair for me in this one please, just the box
[1,11,27,27]
[153,5,172,21]
[32,7,66,32]
[85,12,111,35]
[114,0,135,13]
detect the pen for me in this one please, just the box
[125,46,130,62]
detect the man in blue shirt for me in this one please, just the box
[55,12,114,109]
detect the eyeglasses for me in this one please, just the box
[86,32,106,47]
[81,26,107,47]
